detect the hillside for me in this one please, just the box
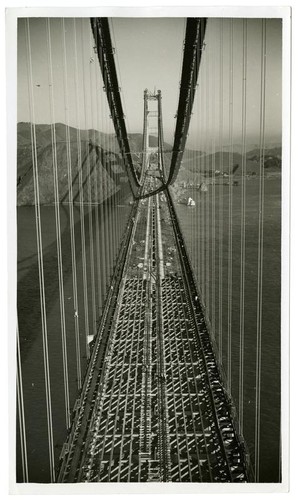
[17,122,281,205]
[17,122,175,206]
[175,146,281,184]
[17,123,128,206]
[127,133,172,153]
[246,146,281,160]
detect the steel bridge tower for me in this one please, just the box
[141,89,164,184]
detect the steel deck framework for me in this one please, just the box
[57,173,248,483]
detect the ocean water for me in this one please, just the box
[174,176,281,482]
[17,178,281,483]
[17,190,132,483]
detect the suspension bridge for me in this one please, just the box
[16,16,281,484]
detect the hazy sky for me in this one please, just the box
[18,16,282,148]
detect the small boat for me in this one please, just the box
[187,197,196,206]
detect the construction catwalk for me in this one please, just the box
[58,175,249,483]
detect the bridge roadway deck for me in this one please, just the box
[57,179,248,483]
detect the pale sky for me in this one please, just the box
[17,17,282,148]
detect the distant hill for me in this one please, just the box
[246,146,282,172]
[247,146,281,159]
[179,149,205,164]
[179,144,281,173]
[17,122,175,205]
[17,122,129,206]
[202,151,257,175]
[212,142,281,156]
[178,151,254,179]
[176,146,281,183]
[17,122,120,151]
[127,133,172,153]
[17,122,281,204]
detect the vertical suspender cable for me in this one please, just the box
[46,18,71,430]
[106,80,112,284]
[110,18,127,250]
[95,127,105,315]
[117,154,121,251]
[218,19,224,362]
[195,95,197,264]
[202,38,208,312]
[101,67,109,297]
[255,18,266,482]
[110,19,120,251]
[192,74,197,278]
[105,32,114,287]
[194,62,197,267]
[88,24,100,317]
[201,47,205,303]
[62,18,82,390]
[239,19,248,434]
[195,56,199,279]
[16,320,29,482]
[81,19,97,342]
[95,35,108,304]
[279,429,282,482]
[109,70,113,284]
[109,90,115,284]
[111,46,118,273]
[198,81,202,292]
[90,31,103,319]
[73,19,90,359]
[100,43,111,293]
[196,66,200,288]
[196,69,201,293]
[198,47,203,294]
[25,18,55,482]
[211,21,216,337]
[195,56,198,283]
[107,86,113,287]
[227,18,234,395]
[111,86,117,275]
[191,66,194,263]
[89,29,99,310]
[99,101,108,303]
[205,38,210,315]
[115,165,119,254]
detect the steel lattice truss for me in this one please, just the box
[58,174,248,483]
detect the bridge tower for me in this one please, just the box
[141,89,163,181]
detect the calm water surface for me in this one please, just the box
[17,190,132,482]
[174,177,281,482]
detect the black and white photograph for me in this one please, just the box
[6,3,291,493]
